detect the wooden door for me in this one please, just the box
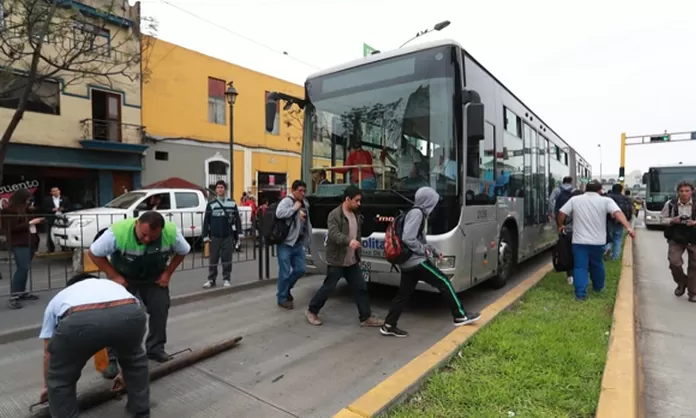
[112,172,133,197]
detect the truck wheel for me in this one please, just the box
[490,226,516,289]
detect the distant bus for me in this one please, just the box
[643,165,696,229]
[265,39,591,293]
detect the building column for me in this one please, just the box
[98,171,114,206]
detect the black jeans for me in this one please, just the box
[47,304,150,418]
[308,263,372,322]
[385,260,468,327]
[108,280,170,361]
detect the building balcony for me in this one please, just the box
[79,118,148,153]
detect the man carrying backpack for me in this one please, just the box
[605,184,633,260]
[304,186,383,327]
[661,181,696,301]
[550,176,575,217]
[273,180,312,309]
[381,187,480,338]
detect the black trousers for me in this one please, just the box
[47,304,149,418]
[108,280,170,361]
[384,260,468,327]
[308,263,372,322]
[208,236,233,283]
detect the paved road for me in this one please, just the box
[634,214,696,417]
[0,252,550,418]
[0,259,279,332]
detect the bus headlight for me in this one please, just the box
[436,256,455,269]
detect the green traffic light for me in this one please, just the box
[663,135,669,141]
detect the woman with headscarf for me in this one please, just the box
[2,188,44,309]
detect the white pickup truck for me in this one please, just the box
[51,188,253,249]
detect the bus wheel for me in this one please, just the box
[490,227,515,289]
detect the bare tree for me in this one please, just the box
[282,107,303,146]
[0,0,156,184]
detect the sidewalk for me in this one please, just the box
[0,259,278,333]
[635,228,694,416]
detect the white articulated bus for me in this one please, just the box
[643,165,696,229]
[265,39,591,293]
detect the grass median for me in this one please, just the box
[385,254,624,418]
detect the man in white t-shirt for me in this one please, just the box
[557,180,635,300]
[38,273,150,418]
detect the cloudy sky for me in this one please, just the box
[135,0,694,179]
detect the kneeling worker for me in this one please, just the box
[88,211,191,370]
[39,273,150,418]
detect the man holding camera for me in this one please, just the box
[661,181,696,301]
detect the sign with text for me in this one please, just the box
[0,180,39,208]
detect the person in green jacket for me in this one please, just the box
[87,211,191,371]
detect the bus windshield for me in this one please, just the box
[303,46,458,197]
[647,166,696,206]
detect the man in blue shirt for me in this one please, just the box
[38,273,150,418]
[202,180,242,288]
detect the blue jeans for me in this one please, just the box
[572,244,605,299]
[11,246,36,297]
[605,223,624,260]
[277,242,306,304]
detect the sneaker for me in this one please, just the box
[380,324,408,337]
[7,298,22,310]
[305,310,323,326]
[19,293,39,301]
[360,316,384,327]
[567,276,574,285]
[278,300,294,310]
[223,281,231,287]
[203,280,215,289]
[287,292,294,302]
[454,312,481,327]
[675,284,687,297]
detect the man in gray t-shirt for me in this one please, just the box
[305,186,383,327]
[557,180,635,301]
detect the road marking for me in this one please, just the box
[333,262,554,418]
[596,239,639,418]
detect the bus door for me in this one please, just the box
[462,121,498,287]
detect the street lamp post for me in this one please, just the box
[225,81,239,198]
[399,20,451,48]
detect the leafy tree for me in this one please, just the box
[0,0,156,184]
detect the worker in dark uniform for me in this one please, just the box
[88,211,191,370]
[38,273,150,418]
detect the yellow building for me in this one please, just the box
[140,37,305,203]
[0,0,146,206]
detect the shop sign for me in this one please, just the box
[0,180,39,208]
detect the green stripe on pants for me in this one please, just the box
[420,261,467,318]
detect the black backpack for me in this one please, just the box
[261,197,296,245]
[554,188,573,215]
[609,194,633,221]
[552,232,573,272]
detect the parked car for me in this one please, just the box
[50,188,251,249]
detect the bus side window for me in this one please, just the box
[466,121,496,206]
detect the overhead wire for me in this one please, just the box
[155,0,321,69]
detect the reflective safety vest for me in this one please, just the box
[110,218,177,282]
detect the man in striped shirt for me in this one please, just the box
[202,180,242,288]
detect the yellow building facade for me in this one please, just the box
[140,37,305,203]
[0,0,146,207]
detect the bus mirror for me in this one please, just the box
[265,99,278,132]
[642,172,648,184]
[467,103,485,141]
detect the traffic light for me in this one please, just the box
[618,167,625,183]
[650,134,670,142]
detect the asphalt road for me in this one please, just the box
[0,251,550,418]
[634,213,696,417]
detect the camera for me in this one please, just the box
[680,215,690,224]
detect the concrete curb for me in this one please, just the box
[333,262,553,418]
[596,238,640,418]
[0,277,279,346]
